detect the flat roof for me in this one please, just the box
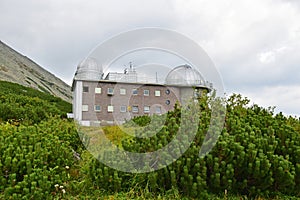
[72,78,212,91]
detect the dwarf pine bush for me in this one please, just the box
[0,118,83,199]
[85,94,300,198]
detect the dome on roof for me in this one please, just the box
[165,64,205,86]
[75,57,103,80]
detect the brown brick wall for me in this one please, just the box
[81,81,181,122]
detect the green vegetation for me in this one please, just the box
[0,81,299,199]
[0,117,84,199]
[0,81,82,199]
[83,94,300,199]
[0,81,71,125]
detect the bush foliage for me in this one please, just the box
[0,80,299,199]
[0,117,84,199]
[0,81,71,125]
[85,94,300,198]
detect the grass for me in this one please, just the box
[79,125,137,148]
[58,187,300,200]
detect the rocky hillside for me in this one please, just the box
[0,40,72,102]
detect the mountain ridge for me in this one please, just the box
[0,40,72,102]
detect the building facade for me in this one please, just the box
[72,58,213,126]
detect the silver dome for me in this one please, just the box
[165,64,205,86]
[75,57,103,80]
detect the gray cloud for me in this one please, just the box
[0,0,299,116]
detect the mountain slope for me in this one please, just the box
[0,80,72,124]
[0,40,72,102]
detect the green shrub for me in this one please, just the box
[0,81,71,125]
[84,94,300,198]
[131,115,151,127]
[0,117,83,199]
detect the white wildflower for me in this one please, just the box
[59,185,64,189]
[54,184,59,188]
[65,166,70,170]
[62,189,66,194]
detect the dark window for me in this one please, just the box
[94,105,101,111]
[132,89,138,95]
[165,89,170,95]
[107,88,114,95]
[132,106,139,113]
[144,90,149,96]
[165,100,170,105]
[120,106,127,113]
[156,106,161,114]
[83,86,89,93]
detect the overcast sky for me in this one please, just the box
[0,0,299,117]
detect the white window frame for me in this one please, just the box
[82,105,89,112]
[144,106,150,113]
[94,105,101,112]
[120,105,127,113]
[120,88,126,95]
[107,105,114,112]
[144,89,150,96]
[155,90,161,96]
[95,87,101,94]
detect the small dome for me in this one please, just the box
[75,57,103,80]
[165,64,205,86]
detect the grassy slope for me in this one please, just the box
[0,80,71,113]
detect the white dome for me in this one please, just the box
[75,57,103,80]
[165,64,205,86]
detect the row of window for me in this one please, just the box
[83,86,171,97]
[82,104,162,114]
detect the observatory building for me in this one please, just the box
[71,58,213,126]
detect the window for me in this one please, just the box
[165,89,170,95]
[144,106,150,113]
[194,91,200,98]
[82,105,88,112]
[83,86,89,93]
[94,105,101,112]
[120,106,127,113]
[155,90,161,96]
[120,88,126,95]
[132,106,139,113]
[165,100,170,105]
[144,89,149,96]
[95,87,101,94]
[107,105,114,112]
[107,88,114,95]
[156,106,161,114]
[132,89,138,95]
